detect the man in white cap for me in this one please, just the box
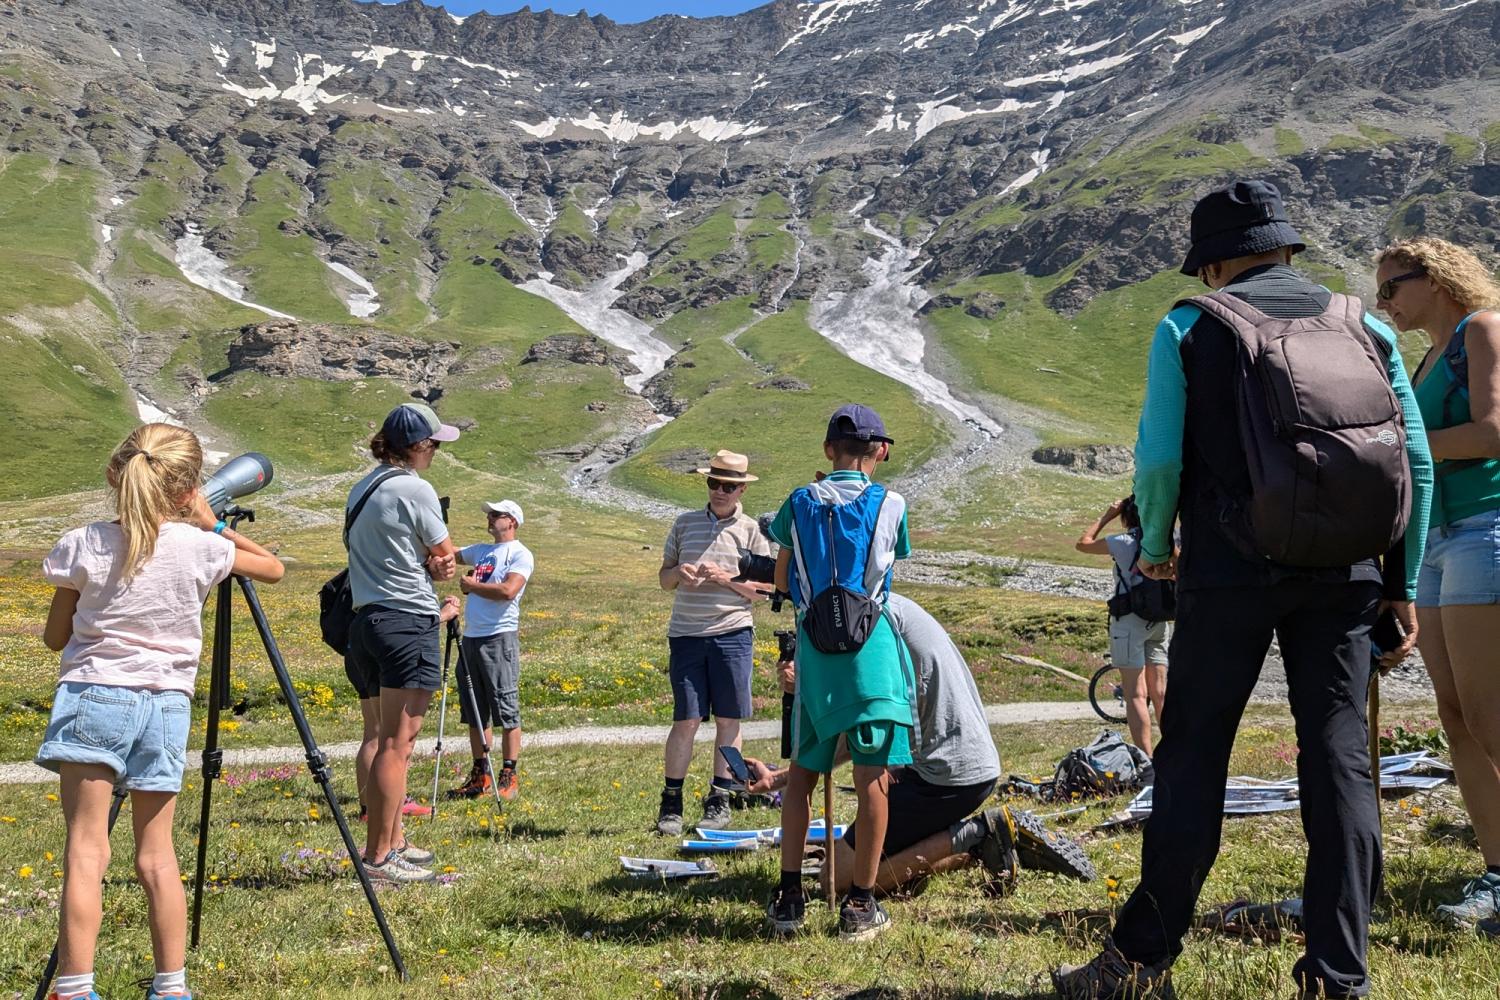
[448,499,534,801]
[656,449,772,834]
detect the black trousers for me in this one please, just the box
[1112,580,1382,998]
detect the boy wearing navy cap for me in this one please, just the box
[765,403,918,940]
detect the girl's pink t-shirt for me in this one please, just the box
[42,521,237,694]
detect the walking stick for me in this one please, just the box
[823,772,836,910]
[430,624,456,819]
[1369,671,1382,802]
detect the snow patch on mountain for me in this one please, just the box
[1004,49,1135,87]
[174,223,295,320]
[325,261,380,318]
[778,0,883,54]
[513,110,767,143]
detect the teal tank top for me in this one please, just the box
[1413,311,1500,526]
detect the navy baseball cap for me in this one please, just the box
[825,403,894,444]
[381,402,461,449]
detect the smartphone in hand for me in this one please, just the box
[718,745,751,789]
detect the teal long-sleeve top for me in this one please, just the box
[1132,303,1433,601]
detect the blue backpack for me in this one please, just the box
[787,483,890,655]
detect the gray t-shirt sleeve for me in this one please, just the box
[1105,533,1141,592]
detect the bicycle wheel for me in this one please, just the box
[1089,664,1128,724]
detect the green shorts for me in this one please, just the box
[794,717,912,773]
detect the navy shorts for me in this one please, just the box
[668,627,754,721]
[843,769,997,856]
[345,605,441,699]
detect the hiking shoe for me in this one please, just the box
[401,796,433,817]
[1011,806,1097,881]
[656,790,684,836]
[1437,872,1500,926]
[766,887,806,935]
[447,763,492,801]
[363,849,436,885]
[496,765,519,801]
[1053,938,1176,1000]
[838,894,892,941]
[973,806,1021,884]
[700,792,732,830]
[1478,917,1500,939]
[49,993,101,1000]
[397,840,435,866]
[145,991,192,1000]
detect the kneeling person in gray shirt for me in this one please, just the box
[448,500,534,803]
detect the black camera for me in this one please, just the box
[736,549,776,585]
[774,629,797,663]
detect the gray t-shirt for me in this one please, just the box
[346,465,449,616]
[1105,532,1145,596]
[885,593,1001,787]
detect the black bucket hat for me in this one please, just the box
[1179,180,1306,276]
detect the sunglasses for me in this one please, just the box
[1376,269,1425,302]
[707,479,743,493]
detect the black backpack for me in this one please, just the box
[318,469,408,653]
[1106,533,1175,623]
[1181,292,1411,568]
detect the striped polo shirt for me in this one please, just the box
[663,504,771,638]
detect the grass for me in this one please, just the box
[613,303,948,509]
[1443,132,1482,167]
[1273,126,1305,157]
[0,708,1489,998]
[924,269,1200,441]
[223,169,351,322]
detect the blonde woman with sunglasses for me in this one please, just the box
[1375,237,1500,931]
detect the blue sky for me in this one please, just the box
[430,1,767,21]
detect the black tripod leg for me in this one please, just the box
[190,577,232,948]
[450,622,503,817]
[235,577,408,980]
[34,786,128,1000]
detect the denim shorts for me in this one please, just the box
[35,682,192,792]
[1417,509,1500,608]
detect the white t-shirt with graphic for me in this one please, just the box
[459,540,534,637]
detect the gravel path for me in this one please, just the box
[0,701,1103,786]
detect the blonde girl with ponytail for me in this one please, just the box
[36,423,283,1000]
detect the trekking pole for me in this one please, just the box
[430,624,456,820]
[823,771,836,910]
[450,619,505,819]
[1369,671,1382,802]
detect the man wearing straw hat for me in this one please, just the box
[656,449,772,836]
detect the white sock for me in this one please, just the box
[152,968,187,995]
[53,972,94,998]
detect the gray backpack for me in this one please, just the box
[1181,292,1412,568]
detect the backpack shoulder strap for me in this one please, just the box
[344,469,409,549]
[1175,291,1276,338]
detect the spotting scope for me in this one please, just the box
[202,453,274,516]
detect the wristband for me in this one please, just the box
[213,520,228,535]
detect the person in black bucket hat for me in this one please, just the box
[1178,179,1306,277]
[1052,182,1434,1000]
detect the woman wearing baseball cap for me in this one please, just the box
[344,403,462,884]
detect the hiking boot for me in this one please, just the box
[656,789,684,836]
[496,766,519,802]
[1011,806,1097,881]
[1437,871,1500,927]
[447,763,492,801]
[363,849,436,885]
[48,993,101,1000]
[1053,938,1176,1000]
[973,806,1021,885]
[838,894,892,941]
[766,886,806,935]
[397,840,434,866]
[401,796,433,817]
[700,792,732,830]
[144,990,192,1000]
